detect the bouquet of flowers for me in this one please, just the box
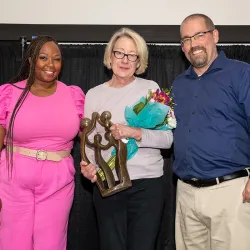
[97,88,176,180]
[126,88,176,130]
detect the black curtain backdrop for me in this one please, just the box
[1,42,250,250]
[0,41,22,83]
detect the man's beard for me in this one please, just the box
[188,46,208,68]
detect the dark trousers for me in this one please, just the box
[93,176,164,250]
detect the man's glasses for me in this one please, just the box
[180,30,214,47]
[113,51,139,62]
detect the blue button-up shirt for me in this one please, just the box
[172,51,250,179]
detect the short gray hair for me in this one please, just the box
[181,13,215,34]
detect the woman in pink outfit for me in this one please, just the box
[0,36,85,250]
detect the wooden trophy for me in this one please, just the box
[80,111,132,197]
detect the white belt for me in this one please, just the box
[11,146,71,162]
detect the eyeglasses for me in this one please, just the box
[180,29,214,47]
[113,51,139,62]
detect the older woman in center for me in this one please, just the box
[81,27,173,250]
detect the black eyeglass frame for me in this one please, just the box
[112,50,139,62]
[180,29,215,46]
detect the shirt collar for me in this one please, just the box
[185,51,227,77]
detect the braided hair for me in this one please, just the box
[6,35,62,173]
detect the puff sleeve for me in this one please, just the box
[70,85,85,120]
[0,84,12,128]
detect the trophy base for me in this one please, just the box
[97,178,132,197]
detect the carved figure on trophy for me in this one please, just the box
[80,111,132,197]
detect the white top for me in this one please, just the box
[84,77,173,180]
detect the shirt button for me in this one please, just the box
[192,111,195,114]
[195,95,198,98]
[189,129,191,132]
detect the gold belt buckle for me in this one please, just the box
[36,150,48,160]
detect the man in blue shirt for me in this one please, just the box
[173,13,250,250]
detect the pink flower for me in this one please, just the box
[147,88,175,109]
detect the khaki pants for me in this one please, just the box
[175,177,250,250]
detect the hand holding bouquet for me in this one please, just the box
[99,88,176,179]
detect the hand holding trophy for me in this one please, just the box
[80,111,132,197]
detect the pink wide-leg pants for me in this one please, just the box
[0,150,75,250]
